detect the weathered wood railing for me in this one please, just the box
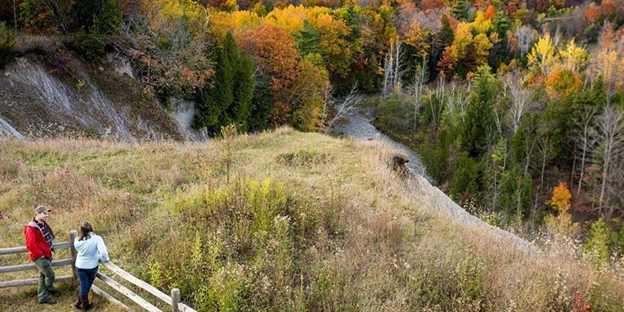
[0,230,77,288]
[0,230,196,312]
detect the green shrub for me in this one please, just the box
[72,30,105,61]
[277,150,332,168]
[584,217,611,268]
[152,177,344,310]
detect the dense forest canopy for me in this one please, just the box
[1,0,624,264]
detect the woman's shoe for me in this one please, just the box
[74,298,82,309]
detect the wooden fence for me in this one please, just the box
[0,230,196,312]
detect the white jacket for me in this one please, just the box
[74,232,109,269]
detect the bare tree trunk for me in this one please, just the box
[320,80,333,131]
[393,41,401,90]
[597,105,624,208]
[383,41,404,100]
[505,71,534,135]
[326,85,361,133]
[413,57,426,132]
[576,106,597,196]
[540,137,550,188]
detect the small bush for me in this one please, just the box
[72,30,105,61]
[277,150,332,167]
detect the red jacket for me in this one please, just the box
[24,220,53,262]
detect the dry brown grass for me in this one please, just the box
[1,129,623,311]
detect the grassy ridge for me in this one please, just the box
[1,128,623,311]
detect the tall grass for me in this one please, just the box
[1,129,623,311]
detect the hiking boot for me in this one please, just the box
[48,288,61,297]
[39,298,57,304]
[74,298,82,309]
[81,296,93,311]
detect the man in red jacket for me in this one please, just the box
[24,205,60,304]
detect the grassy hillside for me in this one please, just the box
[1,128,623,311]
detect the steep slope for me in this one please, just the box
[0,52,202,141]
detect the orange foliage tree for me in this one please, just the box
[547,181,572,212]
[238,24,301,126]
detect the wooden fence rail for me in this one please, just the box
[0,231,76,289]
[0,230,196,312]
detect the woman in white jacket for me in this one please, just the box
[73,221,109,310]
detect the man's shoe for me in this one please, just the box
[39,298,57,304]
[48,289,61,297]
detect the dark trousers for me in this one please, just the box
[33,257,55,302]
[77,267,98,297]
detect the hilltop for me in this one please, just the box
[1,129,622,311]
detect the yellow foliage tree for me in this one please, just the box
[559,39,588,72]
[308,13,353,77]
[230,11,261,31]
[265,4,307,34]
[403,22,430,59]
[527,33,558,75]
[470,11,491,34]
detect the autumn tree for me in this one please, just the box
[238,23,299,103]
[527,33,558,75]
[290,55,329,131]
[559,39,588,73]
[308,12,354,78]
[548,181,572,212]
[588,23,624,104]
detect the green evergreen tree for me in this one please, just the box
[228,51,255,131]
[499,164,533,223]
[440,14,454,48]
[460,68,497,158]
[247,83,274,132]
[491,12,512,67]
[450,152,480,202]
[509,113,538,173]
[194,34,235,132]
[451,0,469,21]
[294,21,321,58]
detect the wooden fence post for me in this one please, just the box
[171,288,180,312]
[69,230,78,282]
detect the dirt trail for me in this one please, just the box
[331,109,534,254]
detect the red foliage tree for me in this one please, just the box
[419,0,445,11]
